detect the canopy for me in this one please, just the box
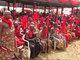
[2,0,80,7]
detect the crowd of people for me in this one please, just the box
[0,8,80,60]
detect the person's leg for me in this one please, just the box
[29,42,36,58]
[47,40,52,52]
[54,38,57,50]
[35,42,42,56]
[56,38,60,49]
[41,41,47,53]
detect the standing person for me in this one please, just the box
[0,11,19,60]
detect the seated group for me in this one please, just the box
[14,19,80,59]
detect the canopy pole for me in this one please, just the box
[33,5,36,13]
[13,0,16,10]
[56,7,58,14]
[72,7,73,14]
[22,4,24,13]
[62,7,63,15]
[49,6,52,13]
[44,6,46,13]
[8,2,9,10]
[13,0,16,16]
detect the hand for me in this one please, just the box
[34,38,37,41]
[46,40,48,42]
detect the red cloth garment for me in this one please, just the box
[33,12,39,21]
[56,19,59,25]
[62,17,64,22]
[1,47,8,51]
[41,17,44,26]
[72,25,79,37]
[70,17,73,23]
[46,22,50,35]
[15,26,25,47]
[59,0,68,3]
[42,29,47,39]
[50,24,53,28]
[63,33,71,41]
[46,16,50,24]
[29,29,34,38]
[21,16,28,29]
[28,22,31,27]
[33,5,36,12]
[15,26,23,37]
[2,17,12,29]
[78,29,80,39]
[74,15,77,20]
[56,28,61,34]
[65,16,67,22]
[37,23,41,30]
[61,22,67,33]
[61,23,71,41]
[45,16,50,34]
[48,0,52,1]
[16,38,25,47]
[70,22,74,31]
[70,0,80,5]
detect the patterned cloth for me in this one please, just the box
[0,25,19,60]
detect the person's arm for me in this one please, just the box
[48,33,50,40]
[25,32,35,42]
[0,22,3,48]
[39,30,43,40]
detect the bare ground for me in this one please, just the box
[14,39,80,60]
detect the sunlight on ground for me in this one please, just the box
[14,40,80,60]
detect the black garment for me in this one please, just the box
[25,34,42,58]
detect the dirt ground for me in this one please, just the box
[14,39,80,60]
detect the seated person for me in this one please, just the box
[71,21,79,39]
[57,25,67,48]
[77,25,80,39]
[39,25,52,53]
[61,22,71,42]
[14,22,25,60]
[50,23,66,49]
[14,22,25,47]
[25,25,42,58]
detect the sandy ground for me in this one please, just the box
[14,39,80,60]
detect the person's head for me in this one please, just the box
[14,22,19,28]
[53,22,57,28]
[65,22,68,26]
[61,22,63,26]
[19,12,24,18]
[51,17,54,21]
[28,17,33,22]
[76,17,79,20]
[57,25,61,29]
[43,25,47,31]
[3,11,11,20]
[74,21,77,25]
[43,22,46,26]
[31,22,35,25]
[30,25,34,31]
[50,21,53,25]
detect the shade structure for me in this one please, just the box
[1,0,80,8]
[59,0,69,3]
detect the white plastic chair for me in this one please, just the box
[22,35,30,59]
